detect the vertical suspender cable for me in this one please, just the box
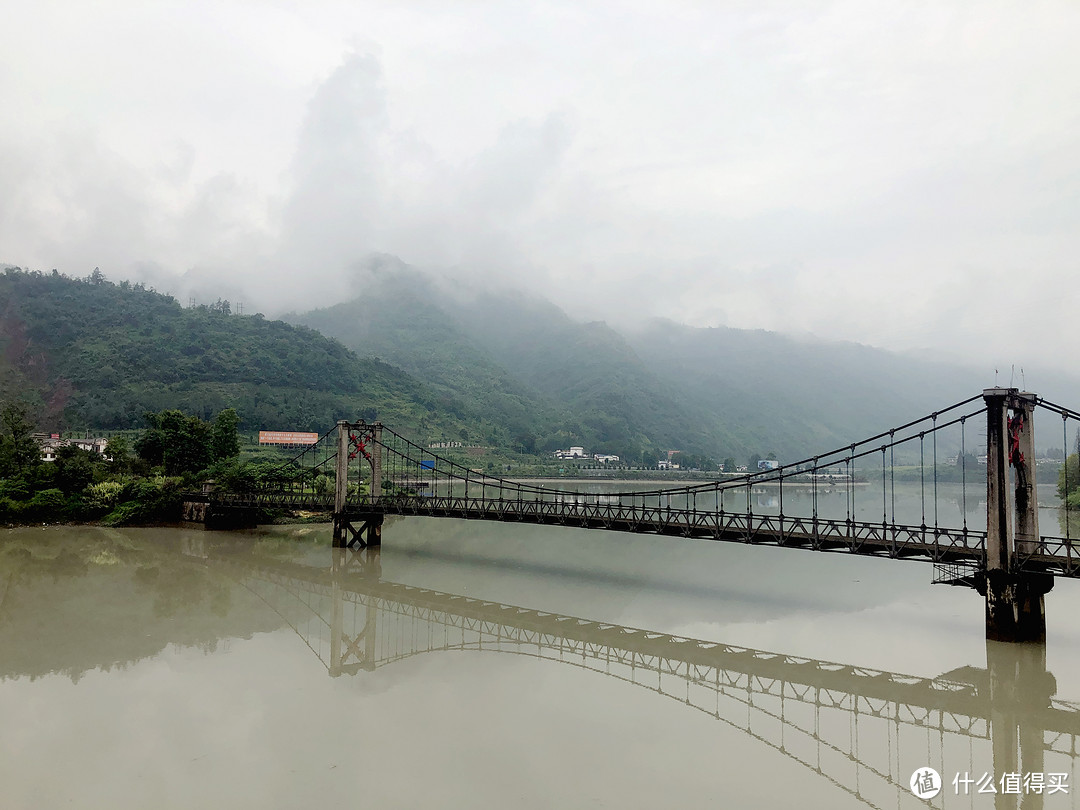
[850,445,857,528]
[961,416,968,533]
[919,432,926,529]
[1065,413,1071,543]
[889,431,896,528]
[881,446,887,527]
[933,415,939,532]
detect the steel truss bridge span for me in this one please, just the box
[216,488,993,567]
[199,388,1080,641]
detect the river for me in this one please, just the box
[2,482,1080,808]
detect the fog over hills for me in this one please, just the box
[289,259,1069,462]
[5,4,1078,383]
[3,257,1076,465]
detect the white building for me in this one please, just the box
[39,435,110,462]
[553,446,589,460]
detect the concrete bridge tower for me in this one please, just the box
[333,420,384,549]
[982,388,1053,642]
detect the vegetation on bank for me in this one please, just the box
[0,401,296,526]
[1059,450,1080,509]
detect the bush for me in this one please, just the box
[313,474,333,495]
[0,497,23,521]
[25,488,66,521]
[104,477,183,526]
[85,481,124,509]
[0,476,31,501]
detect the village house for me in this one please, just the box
[36,434,110,462]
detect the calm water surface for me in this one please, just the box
[2,507,1080,809]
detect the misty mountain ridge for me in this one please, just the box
[286,259,1035,461]
[0,268,475,441]
[4,260,1074,465]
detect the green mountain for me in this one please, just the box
[289,263,993,463]
[622,319,985,459]
[5,262,1064,467]
[443,289,746,458]
[290,267,736,461]
[285,261,567,448]
[0,267,465,438]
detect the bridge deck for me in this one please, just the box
[212,492,990,557]
[206,492,1080,576]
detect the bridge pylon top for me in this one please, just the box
[983,386,1038,400]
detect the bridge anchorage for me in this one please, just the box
[206,387,1080,643]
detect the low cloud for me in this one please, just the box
[2,3,1078,373]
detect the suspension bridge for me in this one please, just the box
[181,541,1080,810]
[197,388,1080,642]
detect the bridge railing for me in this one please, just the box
[222,395,991,540]
[365,397,989,533]
[210,392,1080,575]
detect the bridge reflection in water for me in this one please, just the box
[189,541,1080,810]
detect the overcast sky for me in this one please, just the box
[2,1,1078,373]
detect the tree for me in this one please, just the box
[1058,453,1080,506]
[723,457,738,473]
[210,408,240,461]
[0,403,40,477]
[512,430,537,454]
[53,444,95,494]
[105,436,130,471]
[956,451,978,469]
[134,412,167,467]
[136,409,213,475]
[161,410,211,474]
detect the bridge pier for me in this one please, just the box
[982,389,1053,642]
[333,515,383,549]
[981,570,1054,643]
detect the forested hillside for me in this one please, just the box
[1,263,1053,468]
[622,320,986,458]
[291,268,734,461]
[0,268,468,438]
[290,261,1009,462]
[288,265,568,450]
